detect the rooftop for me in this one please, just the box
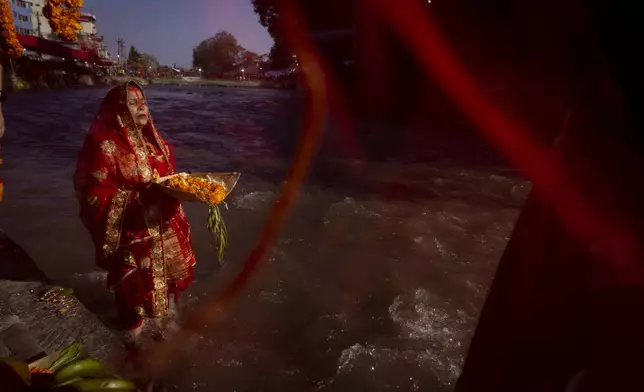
[79,13,96,22]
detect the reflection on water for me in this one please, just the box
[0,86,529,391]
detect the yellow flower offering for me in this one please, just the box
[158,172,239,263]
[165,175,227,205]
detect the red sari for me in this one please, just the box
[73,82,196,330]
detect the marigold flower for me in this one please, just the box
[0,0,24,57]
[166,175,227,205]
[43,0,83,41]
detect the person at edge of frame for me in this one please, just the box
[0,53,9,202]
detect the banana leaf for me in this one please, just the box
[29,342,85,371]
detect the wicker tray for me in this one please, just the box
[155,172,241,203]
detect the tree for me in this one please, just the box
[251,0,356,69]
[192,30,243,75]
[0,0,24,57]
[238,49,260,68]
[43,0,83,41]
[251,0,289,69]
[127,47,158,73]
[258,53,271,68]
[139,53,159,73]
[251,0,281,37]
[252,0,354,33]
[267,39,292,70]
[127,46,142,68]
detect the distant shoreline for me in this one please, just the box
[9,75,290,92]
[149,77,285,89]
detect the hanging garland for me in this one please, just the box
[0,0,24,57]
[43,0,83,42]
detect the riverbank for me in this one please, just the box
[150,77,284,89]
[10,74,286,91]
[4,53,293,91]
[2,54,152,92]
[110,76,149,86]
[12,74,150,91]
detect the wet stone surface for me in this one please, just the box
[0,280,125,368]
[0,229,125,369]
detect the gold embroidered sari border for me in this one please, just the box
[102,188,131,257]
[143,205,168,318]
[120,235,154,247]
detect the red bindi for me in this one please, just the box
[127,87,145,108]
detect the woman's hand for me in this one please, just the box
[138,183,176,207]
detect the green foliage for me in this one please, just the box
[127,46,141,65]
[192,30,243,75]
[250,0,356,69]
[268,40,293,70]
[251,0,281,37]
[127,46,159,72]
[239,49,260,68]
[139,53,160,72]
[207,204,227,264]
[251,0,292,69]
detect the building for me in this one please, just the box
[8,0,53,38]
[10,1,98,41]
[78,12,96,35]
[9,0,53,38]
[9,0,36,36]
[76,12,112,59]
[12,1,114,65]
[29,0,50,37]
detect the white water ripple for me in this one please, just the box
[326,289,472,390]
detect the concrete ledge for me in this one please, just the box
[0,230,125,369]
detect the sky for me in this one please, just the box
[82,0,274,67]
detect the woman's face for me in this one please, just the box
[126,87,149,127]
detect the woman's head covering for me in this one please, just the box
[96,80,151,131]
[83,80,173,173]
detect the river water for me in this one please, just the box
[0,86,529,391]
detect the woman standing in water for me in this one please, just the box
[74,81,196,343]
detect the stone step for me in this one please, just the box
[0,230,125,370]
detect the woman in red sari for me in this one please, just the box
[73,81,196,339]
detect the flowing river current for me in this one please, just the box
[0,86,530,391]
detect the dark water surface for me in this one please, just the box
[0,86,529,391]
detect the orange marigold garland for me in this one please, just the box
[43,0,83,41]
[0,0,24,57]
